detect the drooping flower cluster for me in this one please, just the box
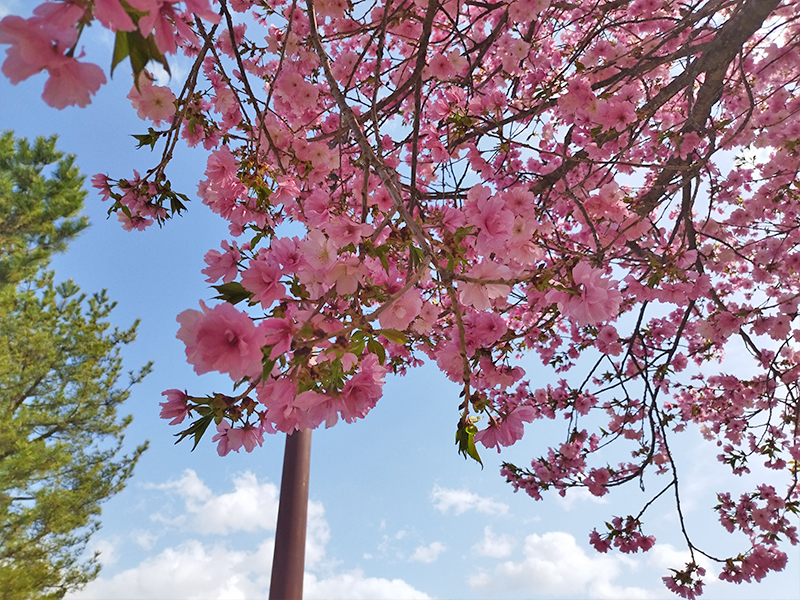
[4,0,800,595]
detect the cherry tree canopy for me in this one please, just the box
[2,0,799,596]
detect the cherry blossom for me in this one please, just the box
[5,0,800,595]
[127,77,177,125]
[176,300,266,381]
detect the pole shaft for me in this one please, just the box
[269,429,312,600]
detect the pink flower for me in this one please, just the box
[202,240,241,283]
[211,420,234,456]
[595,98,637,132]
[326,217,373,249]
[293,389,337,429]
[0,6,107,108]
[257,378,328,432]
[546,262,622,326]
[176,301,266,380]
[585,468,611,496]
[127,0,181,55]
[211,419,242,456]
[128,78,176,124]
[184,0,222,24]
[271,236,306,273]
[459,261,513,310]
[596,324,623,355]
[338,354,387,423]
[434,340,466,383]
[0,15,55,84]
[301,229,337,271]
[241,255,286,308]
[424,52,456,80]
[117,209,153,231]
[93,1,136,31]
[476,406,535,451]
[379,290,423,331]
[42,55,106,109]
[589,529,612,553]
[466,185,514,252]
[465,312,508,347]
[159,389,190,425]
[91,173,112,201]
[226,422,263,453]
[261,317,295,360]
[325,256,365,295]
[270,176,300,208]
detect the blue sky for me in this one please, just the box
[1,2,798,598]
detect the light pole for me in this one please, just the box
[269,429,312,600]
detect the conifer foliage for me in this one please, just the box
[0,132,149,600]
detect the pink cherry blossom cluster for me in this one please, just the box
[0,2,105,108]
[5,0,800,595]
[662,562,707,600]
[714,486,798,583]
[588,515,656,554]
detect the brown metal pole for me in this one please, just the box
[269,428,312,600]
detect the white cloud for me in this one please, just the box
[472,526,514,558]
[305,570,433,599]
[469,531,659,599]
[70,540,266,600]
[431,484,509,516]
[131,529,159,550]
[410,541,445,563]
[150,468,211,501]
[69,471,429,600]
[71,535,430,600]
[151,469,279,534]
[306,499,332,570]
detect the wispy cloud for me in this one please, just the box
[468,531,659,599]
[305,571,433,600]
[150,469,279,534]
[431,484,509,516]
[410,541,445,563]
[472,526,514,558]
[69,471,430,600]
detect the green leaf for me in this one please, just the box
[367,338,386,365]
[212,281,253,305]
[111,29,171,86]
[378,328,407,344]
[168,192,187,215]
[453,225,474,244]
[328,358,346,390]
[289,277,309,300]
[174,413,214,451]
[250,231,264,249]
[261,355,276,381]
[110,30,131,78]
[374,244,391,274]
[409,245,425,268]
[132,128,161,150]
[455,421,483,467]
